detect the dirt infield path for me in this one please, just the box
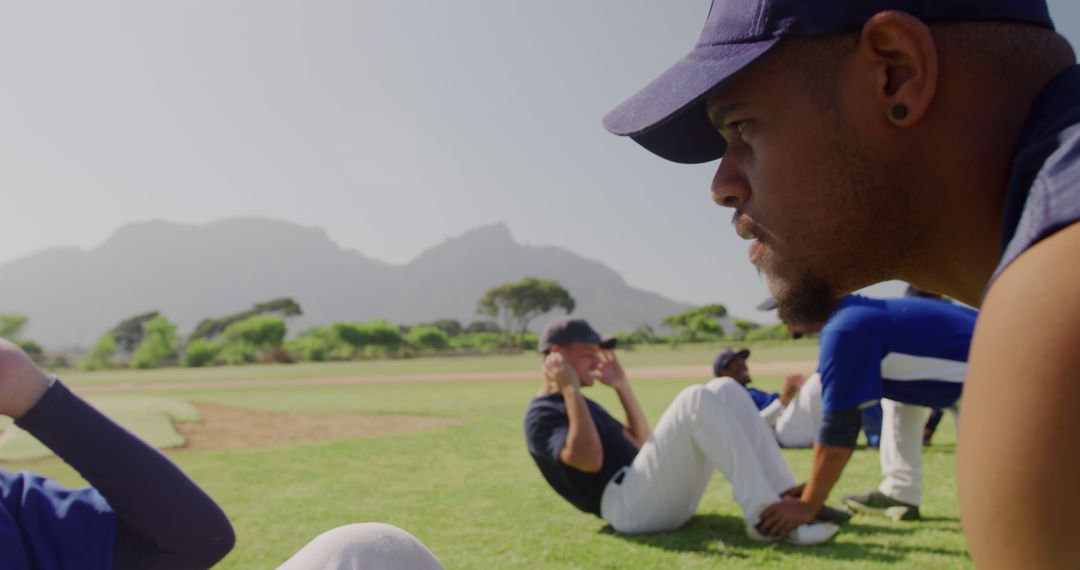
[175,403,462,451]
[77,360,818,394]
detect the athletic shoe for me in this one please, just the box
[843,490,920,521]
[746,522,840,546]
[815,505,853,523]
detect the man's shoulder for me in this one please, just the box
[995,65,1080,284]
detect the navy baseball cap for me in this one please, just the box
[603,0,1054,164]
[713,348,750,377]
[538,317,617,353]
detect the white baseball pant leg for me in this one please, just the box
[877,398,932,505]
[277,523,444,570]
[774,372,824,448]
[600,377,796,534]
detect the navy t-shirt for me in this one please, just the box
[524,393,639,516]
[994,65,1080,286]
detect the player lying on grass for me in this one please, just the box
[0,338,235,569]
[757,294,975,532]
[0,337,446,569]
[524,317,847,546]
[712,347,861,449]
[602,0,1079,564]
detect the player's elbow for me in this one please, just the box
[161,508,236,568]
[561,446,603,473]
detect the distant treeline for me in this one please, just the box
[1,277,796,371]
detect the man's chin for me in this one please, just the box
[765,273,838,326]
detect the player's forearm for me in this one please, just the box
[560,386,604,472]
[800,443,853,511]
[17,380,235,567]
[614,383,650,446]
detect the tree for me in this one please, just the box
[364,320,404,352]
[728,318,762,341]
[422,319,463,337]
[109,311,161,353]
[663,304,729,343]
[332,322,373,353]
[464,320,501,334]
[130,315,177,369]
[477,277,575,347]
[190,297,302,343]
[0,314,28,339]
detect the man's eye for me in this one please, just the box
[718,120,752,143]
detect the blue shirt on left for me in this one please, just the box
[0,469,115,570]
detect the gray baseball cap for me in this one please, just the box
[537,317,617,353]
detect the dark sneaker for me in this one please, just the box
[843,491,920,521]
[816,505,853,524]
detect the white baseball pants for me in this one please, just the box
[599,377,796,534]
[771,373,824,449]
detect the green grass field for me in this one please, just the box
[3,341,969,568]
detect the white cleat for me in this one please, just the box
[746,522,840,546]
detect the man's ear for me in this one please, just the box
[856,10,939,126]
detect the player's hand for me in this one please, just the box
[597,350,627,389]
[0,339,51,419]
[759,497,817,538]
[781,483,806,499]
[779,374,805,406]
[543,350,580,392]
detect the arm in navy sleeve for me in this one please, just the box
[16,380,235,569]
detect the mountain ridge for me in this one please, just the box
[0,217,693,347]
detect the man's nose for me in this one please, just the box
[711,157,749,209]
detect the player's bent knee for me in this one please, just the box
[278,523,444,570]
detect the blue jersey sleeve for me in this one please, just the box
[746,388,780,411]
[819,329,884,414]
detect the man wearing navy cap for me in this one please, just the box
[603,0,1080,565]
[712,348,820,448]
[524,316,842,544]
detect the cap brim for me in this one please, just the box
[602,39,780,164]
[736,348,750,360]
[756,297,778,311]
[599,337,618,350]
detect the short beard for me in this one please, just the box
[771,273,838,326]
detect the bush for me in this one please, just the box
[222,315,286,349]
[82,334,117,371]
[220,342,257,365]
[130,315,177,369]
[450,332,506,352]
[406,326,450,350]
[744,323,791,342]
[286,335,332,362]
[183,339,223,367]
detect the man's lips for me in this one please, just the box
[732,212,760,241]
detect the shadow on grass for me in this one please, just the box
[599,514,964,563]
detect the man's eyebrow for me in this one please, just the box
[707,102,747,129]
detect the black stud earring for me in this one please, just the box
[891,104,909,121]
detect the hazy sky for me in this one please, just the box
[3,1,1078,321]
